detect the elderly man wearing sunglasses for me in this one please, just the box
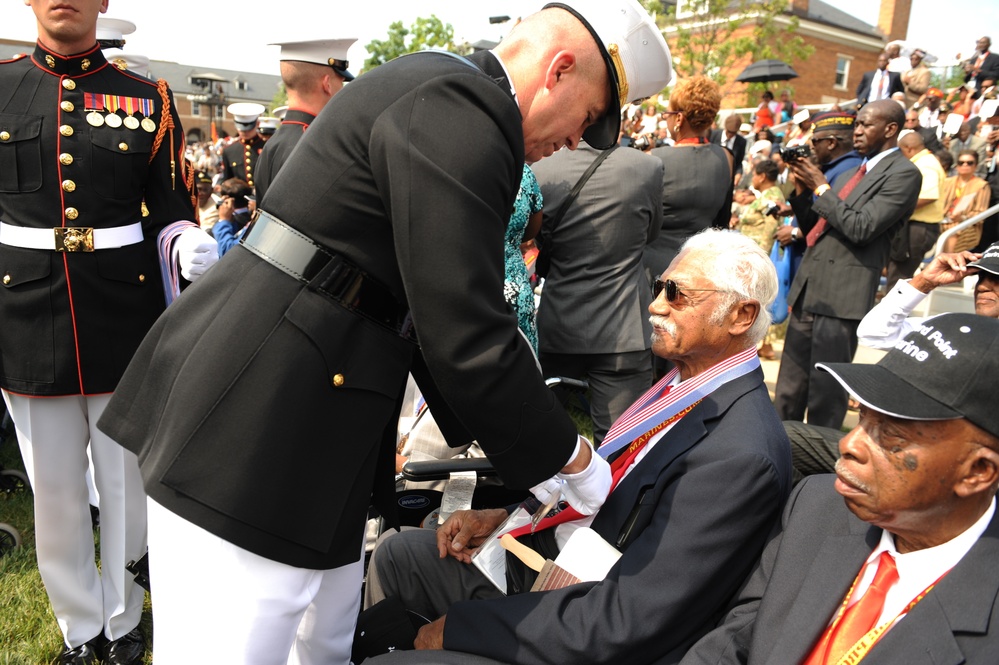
[364,229,792,665]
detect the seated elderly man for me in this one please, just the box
[787,242,999,479]
[365,229,792,665]
[682,312,999,664]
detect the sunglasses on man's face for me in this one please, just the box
[958,160,976,166]
[653,278,725,303]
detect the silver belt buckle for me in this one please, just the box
[54,227,95,252]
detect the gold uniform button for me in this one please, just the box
[332,373,345,387]
[60,153,74,165]
[62,180,76,193]
[60,125,73,137]
[0,131,9,142]
[2,274,10,286]
[138,274,146,283]
[65,207,79,220]
[61,101,75,112]
[118,142,128,151]
[62,78,76,90]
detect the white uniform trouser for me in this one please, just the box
[147,499,363,665]
[2,391,146,646]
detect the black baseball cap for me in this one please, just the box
[968,241,999,277]
[818,313,999,438]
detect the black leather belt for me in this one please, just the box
[241,210,417,343]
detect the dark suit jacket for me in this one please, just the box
[856,69,904,106]
[443,368,792,665]
[710,129,747,177]
[254,108,315,201]
[965,51,999,89]
[681,476,999,665]
[0,43,194,396]
[532,144,662,354]
[788,149,921,320]
[98,51,579,570]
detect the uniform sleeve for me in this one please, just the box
[367,71,578,489]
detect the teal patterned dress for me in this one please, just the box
[504,165,543,354]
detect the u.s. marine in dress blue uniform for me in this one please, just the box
[0,39,195,661]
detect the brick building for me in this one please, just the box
[665,0,912,108]
[0,39,280,142]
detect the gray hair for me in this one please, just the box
[674,229,778,345]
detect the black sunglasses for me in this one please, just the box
[957,160,976,166]
[653,278,725,303]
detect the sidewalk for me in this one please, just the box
[759,339,884,432]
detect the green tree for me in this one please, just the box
[364,15,469,71]
[660,0,815,103]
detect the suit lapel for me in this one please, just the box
[592,369,764,536]
[839,150,900,205]
[862,510,999,665]
[765,520,880,664]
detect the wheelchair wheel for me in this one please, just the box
[0,468,29,495]
[0,523,21,556]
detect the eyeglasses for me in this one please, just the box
[958,160,977,166]
[653,278,726,303]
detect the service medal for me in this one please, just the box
[141,117,156,133]
[105,113,123,128]
[86,111,105,127]
[123,116,140,130]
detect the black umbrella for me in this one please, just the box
[736,59,799,83]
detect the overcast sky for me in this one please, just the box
[4,0,995,76]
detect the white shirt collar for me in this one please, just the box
[864,146,898,172]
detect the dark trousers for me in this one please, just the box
[774,304,859,429]
[887,220,941,286]
[784,420,844,485]
[539,350,651,446]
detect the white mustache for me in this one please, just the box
[834,459,871,493]
[649,315,676,340]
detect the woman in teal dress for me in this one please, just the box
[504,165,544,354]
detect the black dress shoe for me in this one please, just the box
[105,627,146,665]
[60,635,105,665]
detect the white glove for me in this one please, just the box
[176,225,219,282]
[557,440,611,515]
[529,437,612,516]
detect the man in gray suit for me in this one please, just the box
[681,313,999,665]
[774,100,921,430]
[531,141,663,445]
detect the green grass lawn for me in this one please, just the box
[0,433,153,665]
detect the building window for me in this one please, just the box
[834,56,851,90]
[233,79,249,92]
[191,101,201,116]
[676,0,709,18]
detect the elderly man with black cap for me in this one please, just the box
[221,101,265,188]
[96,1,673,663]
[683,311,999,665]
[254,38,357,201]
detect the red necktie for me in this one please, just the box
[879,71,889,99]
[802,551,900,665]
[806,163,867,247]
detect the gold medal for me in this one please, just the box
[87,111,105,127]
[123,116,140,130]
[141,117,156,133]
[105,113,123,128]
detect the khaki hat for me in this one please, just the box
[544,0,673,150]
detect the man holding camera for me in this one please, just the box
[774,100,921,430]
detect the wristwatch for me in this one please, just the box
[790,227,800,240]
[814,184,832,197]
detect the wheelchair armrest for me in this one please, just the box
[401,457,498,482]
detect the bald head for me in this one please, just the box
[898,130,925,158]
[494,6,612,162]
